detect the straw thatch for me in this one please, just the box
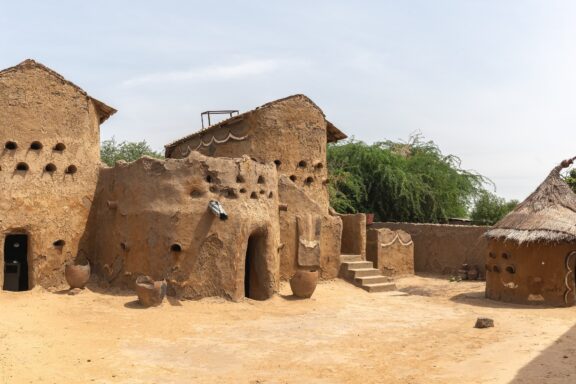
[485,157,576,244]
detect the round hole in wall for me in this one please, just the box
[30,141,43,150]
[298,160,307,168]
[489,252,496,259]
[223,188,238,199]
[170,243,182,252]
[190,189,203,198]
[505,265,516,274]
[53,239,65,248]
[206,175,213,183]
[289,175,297,182]
[274,160,281,167]
[53,143,66,152]
[250,192,258,199]
[44,163,57,173]
[493,265,501,273]
[15,162,29,171]
[236,175,245,183]
[5,141,17,150]
[315,162,324,169]
[268,191,273,198]
[502,252,511,259]
[257,176,265,184]
[305,176,314,185]
[65,165,77,174]
[239,188,247,194]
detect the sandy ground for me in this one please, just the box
[1,276,576,384]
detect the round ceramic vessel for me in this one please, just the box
[65,263,91,289]
[289,270,318,298]
[135,276,167,307]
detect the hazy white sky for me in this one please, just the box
[1,0,575,200]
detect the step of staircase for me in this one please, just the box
[362,282,397,293]
[339,254,397,293]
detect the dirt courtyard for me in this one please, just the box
[1,276,575,384]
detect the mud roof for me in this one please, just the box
[0,59,117,124]
[165,94,347,149]
[485,157,576,244]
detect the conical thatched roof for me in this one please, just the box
[485,157,576,244]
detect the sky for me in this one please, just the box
[1,0,575,201]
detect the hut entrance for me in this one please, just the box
[3,234,29,292]
[244,231,268,300]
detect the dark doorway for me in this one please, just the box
[244,232,268,300]
[3,234,29,291]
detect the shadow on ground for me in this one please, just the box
[510,323,576,383]
[450,290,561,310]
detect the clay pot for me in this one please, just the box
[467,266,479,281]
[366,213,375,225]
[290,270,318,298]
[65,263,90,289]
[135,275,167,307]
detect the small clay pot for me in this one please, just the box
[135,275,167,307]
[290,270,318,298]
[366,213,375,225]
[65,263,91,289]
[467,267,479,281]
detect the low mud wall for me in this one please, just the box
[369,222,489,275]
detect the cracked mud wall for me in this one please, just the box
[85,152,280,301]
[0,62,102,288]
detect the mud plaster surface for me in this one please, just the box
[1,277,576,383]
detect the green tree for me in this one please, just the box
[565,169,576,193]
[101,137,163,166]
[470,191,518,225]
[327,135,488,223]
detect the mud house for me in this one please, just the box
[1,60,364,300]
[165,95,348,280]
[0,59,115,291]
[484,158,576,306]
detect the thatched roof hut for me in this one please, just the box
[485,157,576,244]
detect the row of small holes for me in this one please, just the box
[13,163,77,174]
[190,188,273,199]
[489,252,511,259]
[290,175,314,185]
[486,264,516,274]
[5,141,66,152]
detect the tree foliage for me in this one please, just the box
[565,169,576,193]
[327,135,488,223]
[101,137,164,166]
[470,191,518,225]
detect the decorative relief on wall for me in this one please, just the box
[178,132,249,157]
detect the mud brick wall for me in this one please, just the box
[369,222,489,275]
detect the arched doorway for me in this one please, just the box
[244,230,270,300]
[3,233,30,291]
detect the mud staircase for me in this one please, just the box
[339,254,397,293]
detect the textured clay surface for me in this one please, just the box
[372,222,489,275]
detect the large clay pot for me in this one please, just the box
[135,275,167,307]
[65,263,90,289]
[290,270,318,298]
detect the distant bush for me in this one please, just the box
[470,191,518,225]
[101,137,163,166]
[565,169,576,193]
